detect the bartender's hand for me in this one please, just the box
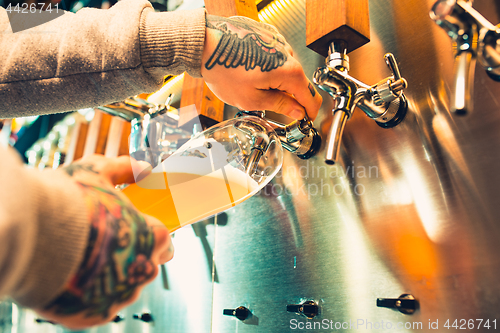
[201,15,322,121]
[36,155,173,330]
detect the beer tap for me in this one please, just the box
[430,0,500,115]
[313,41,408,165]
[235,110,322,162]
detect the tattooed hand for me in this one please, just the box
[36,155,173,330]
[202,15,322,121]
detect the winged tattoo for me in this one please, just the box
[205,16,287,72]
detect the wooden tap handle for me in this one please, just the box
[306,0,370,57]
[204,0,259,21]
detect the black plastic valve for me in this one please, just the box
[287,300,319,319]
[112,315,125,323]
[377,294,418,314]
[133,312,154,323]
[35,318,56,325]
[223,306,251,321]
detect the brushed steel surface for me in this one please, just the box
[212,0,500,332]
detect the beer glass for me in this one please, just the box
[122,115,283,232]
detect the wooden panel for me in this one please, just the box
[83,110,112,157]
[104,117,126,158]
[118,121,131,156]
[64,121,89,165]
[94,112,112,154]
[73,122,89,162]
[205,0,259,20]
[82,111,102,157]
[179,75,225,131]
[306,0,370,57]
[65,113,129,164]
[103,117,131,157]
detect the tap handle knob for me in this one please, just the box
[385,53,402,82]
[372,54,408,106]
[384,53,408,93]
[133,313,154,323]
[376,294,418,315]
[286,301,319,319]
[112,315,125,323]
[223,306,251,321]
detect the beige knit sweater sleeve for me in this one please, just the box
[0,0,206,308]
[0,0,206,118]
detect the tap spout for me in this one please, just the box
[453,51,476,115]
[325,110,349,165]
[431,0,478,114]
[314,66,360,165]
[430,0,500,114]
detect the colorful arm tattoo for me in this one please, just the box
[205,15,287,72]
[45,169,155,318]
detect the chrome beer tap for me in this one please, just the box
[98,95,192,167]
[235,110,322,160]
[430,0,500,115]
[313,41,409,165]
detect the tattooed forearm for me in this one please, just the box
[44,184,155,318]
[63,163,99,177]
[205,15,287,72]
